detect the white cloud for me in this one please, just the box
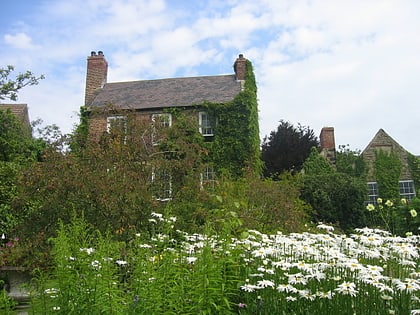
[4,32,35,49]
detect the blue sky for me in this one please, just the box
[1,0,420,153]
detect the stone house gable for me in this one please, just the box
[362,129,412,182]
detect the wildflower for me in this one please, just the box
[52,306,60,311]
[317,291,334,299]
[298,289,315,301]
[401,198,407,205]
[80,247,95,255]
[411,310,420,315]
[335,282,358,297]
[410,209,417,218]
[240,284,259,292]
[186,256,197,264]
[91,260,101,269]
[286,296,297,302]
[316,223,335,232]
[238,303,246,308]
[385,200,393,207]
[287,273,308,285]
[257,279,275,288]
[277,284,298,293]
[116,260,128,266]
[377,198,383,204]
[366,204,375,211]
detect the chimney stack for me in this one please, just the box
[85,50,108,106]
[233,54,247,81]
[320,127,336,165]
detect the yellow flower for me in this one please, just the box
[401,198,407,205]
[377,198,383,204]
[409,209,417,218]
[366,204,375,212]
[385,200,393,207]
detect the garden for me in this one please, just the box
[1,209,418,315]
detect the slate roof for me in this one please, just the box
[89,74,242,110]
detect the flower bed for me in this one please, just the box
[28,217,419,314]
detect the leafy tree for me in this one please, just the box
[262,120,319,178]
[0,109,44,162]
[0,110,45,235]
[0,65,44,101]
[301,148,368,232]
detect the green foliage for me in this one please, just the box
[29,216,420,314]
[262,120,319,177]
[69,106,90,153]
[407,153,420,195]
[366,198,420,235]
[205,59,262,178]
[336,145,366,178]
[303,147,334,175]
[0,65,44,101]
[0,280,17,313]
[0,109,43,163]
[31,217,127,314]
[374,150,402,200]
[302,148,368,232]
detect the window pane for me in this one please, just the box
[199,112,213,136]
[367,182,378,205]
[399,180,415,200]
[152,168,172,201]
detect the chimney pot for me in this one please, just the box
[91,51,97,56]
[98,51,104,56]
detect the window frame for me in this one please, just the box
[367,181,379,205]
[151,113,172,145]
[199,111,214,136]
[399,180,416,200]
[151,167,172,201]
[200,165,217,191]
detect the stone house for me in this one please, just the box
[362,129,416,204]
[319,127,417,203]
[82,51,260,198]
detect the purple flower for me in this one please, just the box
[238,303,247,308]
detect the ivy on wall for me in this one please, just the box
[407,153,420,195]
[204,60,262,178]
[78,59,262,179]
[374,150,402,199]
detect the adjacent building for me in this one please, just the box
[320,127,417,203]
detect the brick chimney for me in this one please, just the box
[320,127,336,165]
[233,54,247,81]
[85,51,108,106]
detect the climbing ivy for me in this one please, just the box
[204,60,262,178]
[407,153,420,195]
[374,150,402,200]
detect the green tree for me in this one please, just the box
[0,110,45,234]
[0,65,44,101]
[0,109,43,162]
[301,148,368,231]
[262,120,319,178]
